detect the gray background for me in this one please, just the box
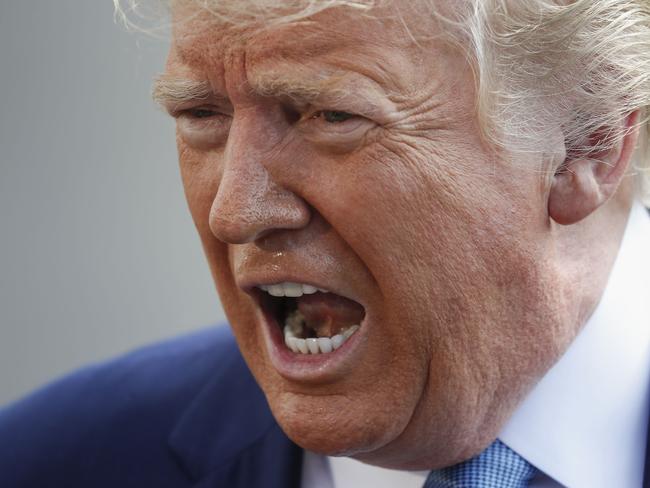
[0,2,225,406]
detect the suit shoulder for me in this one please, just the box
[0,324,240,486]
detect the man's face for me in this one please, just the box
[162,2,575,469]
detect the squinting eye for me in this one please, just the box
[300,108,374,151]
[186,107,219,119]
[174,107,232,150]
[311,110,356,123]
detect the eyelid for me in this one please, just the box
[177,107,227,120]
[302,108,368,129]
[307,92,391,121]
[311,116,366,133]
[298,109,376,152]
[165,99,233,119]
[174,106,233,150]
[310,110,356,122]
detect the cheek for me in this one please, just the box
[314,136,558,380]
[177,140,223,232]
[176,140,279,381]
[321,134,544,303]
[313,139,482,309]
[176,140,245,319]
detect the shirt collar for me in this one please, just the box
[499,202,650,488]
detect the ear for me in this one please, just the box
[548,110,641,225]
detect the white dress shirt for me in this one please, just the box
[302,202,650,488]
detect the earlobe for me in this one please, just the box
[548,111,641,225]
[548,158,610,225]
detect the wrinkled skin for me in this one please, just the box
[160,1,633,469]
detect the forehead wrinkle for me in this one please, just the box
[238,15,399,97]
[167,6,417,107]
[247,39,412,107]
[244,45,401,115]
[165,14,416,118]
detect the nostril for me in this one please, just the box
[209,195,311,244]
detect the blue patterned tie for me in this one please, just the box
[424,439,538,488]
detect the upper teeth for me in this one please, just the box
[259,282,329,298]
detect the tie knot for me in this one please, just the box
[424,439,538,488]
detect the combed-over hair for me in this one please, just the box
[115,0,650,204]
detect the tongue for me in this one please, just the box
[297,292,365,338]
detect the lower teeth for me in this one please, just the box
[283,311,360,355]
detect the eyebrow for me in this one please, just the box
[152,72,383,116]
[152,76,215,109]
[253,73,350,105]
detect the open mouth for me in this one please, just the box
[257,282,365,355]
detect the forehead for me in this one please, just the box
[171,1,405,53]
[165,3,445,96]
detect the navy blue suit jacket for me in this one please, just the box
[0,325,302,488]
[1,324,650,487]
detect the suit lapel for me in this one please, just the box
[192,423,303,488]
[167,341,302,488]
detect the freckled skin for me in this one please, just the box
[164,1,634,470]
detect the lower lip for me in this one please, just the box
[258,303,368,382]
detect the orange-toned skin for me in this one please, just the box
[160,2,638,470]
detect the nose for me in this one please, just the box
[208,113,311,244]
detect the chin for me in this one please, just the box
[267,389,406,458]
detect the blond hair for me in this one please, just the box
[115,0,650,204]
